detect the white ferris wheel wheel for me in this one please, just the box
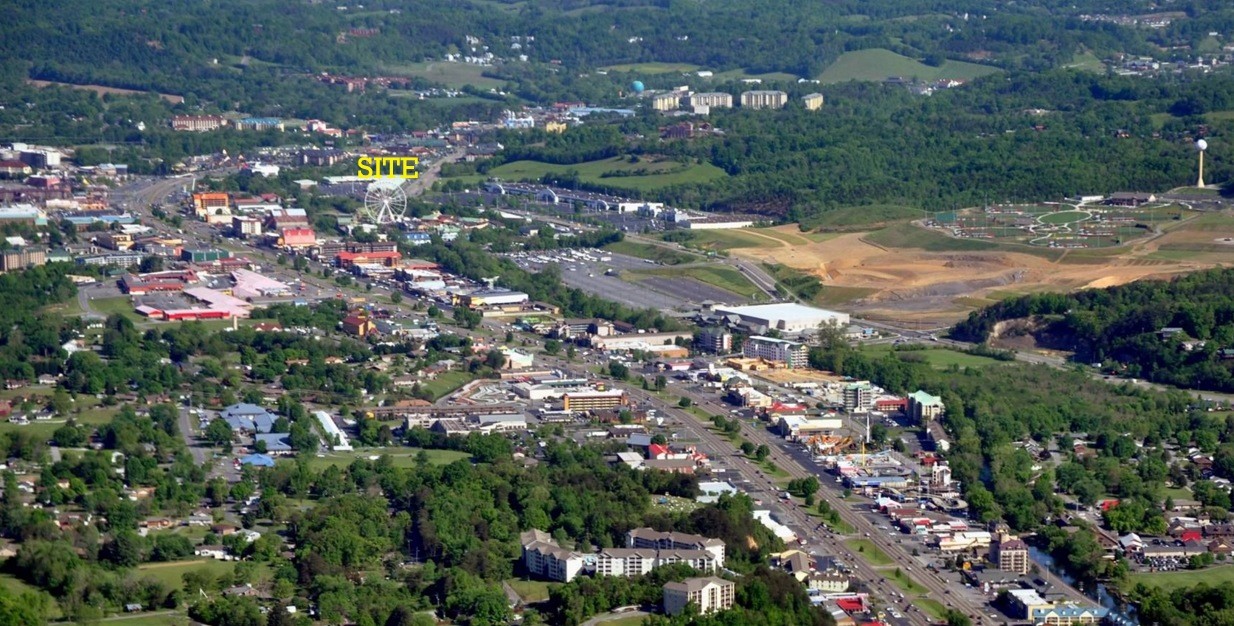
[362,179,408,224]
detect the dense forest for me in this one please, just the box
[951,268,1234,392]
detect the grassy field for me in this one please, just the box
[1127,565,1234,592]
[91,296,143,322]
[631,265,763,299]
[818,48,1001,84]
[603,62,702,74]
[98,612,189,626]
[666,229,794,251]
[807,205,925,230]
[1064,51,1106,72]
[420,370,476,400]
[862,345,1005,368]
[307,447,471,470]
[884,567,928,594]
[864,223,1065,260]
[487,156,727,192]
[917,598,948,620]
[506,578,558,603]
[136,559,236,589]
[382,62,506,89]
[600,616,650,626]
[844,538,894,566]
[604,240,698,265]
[1039,211,1089,225]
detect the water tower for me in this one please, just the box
[1196,138,1208,188]
[631,80,645,94]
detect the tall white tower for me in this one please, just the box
[1197,139,1208,188]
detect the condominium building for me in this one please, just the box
[596,548,718,577]
[663,576,735,616]
[561,389,628,412]
[171,115,228,132]
[843,381,875,413]
[520,530,584,582]
[627,528,726,566]
[696,328,733,354]
[0,248,47,272]
[651,93,682,111]
[688,92,733,109]
[993,536,1030,575]
[803,93,825,110]
[742,336,807,369]
[740,90,788,109]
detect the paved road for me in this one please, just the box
[177,407,211,468]
[581,610,651,626]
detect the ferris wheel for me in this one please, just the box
[362,179,408,224]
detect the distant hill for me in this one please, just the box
[818,48,1001,84]
[950,268,1234,392]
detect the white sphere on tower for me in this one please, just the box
[1197,139,1208,151]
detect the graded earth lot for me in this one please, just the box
[729,212,1234,324]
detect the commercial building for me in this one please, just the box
[713,303,849,334]
[342,314,374,337]
[742,336,808,369]
[740,90,788,109]
[777,415,843,439]
[628,528,725,566]
[192,192,230,220]
[562,390,628,412]
[279,227,317,249]
[456,289,529,309]
[520,530,584,583]
[843,382,875,413]
[993,536,1030,575]
[0,205,48,226]
[233,216,262,238]
[182,248,231,263]
[803,93,825,110]
[651,93,682,111]
[119,271,197,295]
[907,390,945,423]
[220,403,278,434]
[663,577,735,616]
[1005,589,1109,625]
[696,328,733,354]
[687,92,733,109]
[596,548,719,577]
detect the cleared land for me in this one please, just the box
[603,62,703,74]
[861,346,1006,368]
[817,48,1001,84]
[727,212,1234,323]
[26,79,184,103]
[630,265,764,299]
[668,226,833,252]
[382,62,506,90]
[506,578,557,603]
[136,559,237,589]
[487,156,727,192]
[420,370,477,400]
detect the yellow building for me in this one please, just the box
[562,390,628,411]
[544,121,568,134]
[803,93,825,110]
[651,93,682,111]
[740,90,788,109]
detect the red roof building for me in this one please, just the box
[280,227,317,248]
[874,398,907,412]
[336,250,401,267]
[647,444,671,459]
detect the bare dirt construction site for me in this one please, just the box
[729,217,1234,325]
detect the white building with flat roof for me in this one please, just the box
[313,411,352,451]
[715,303,849,334]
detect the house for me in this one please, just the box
[125,603,144,613]
[342,314,374,338]
[195,545,231,560]
[663,576,735,616]
[223,584,261,597]
[212,523,239,536]
[141,518,175,530]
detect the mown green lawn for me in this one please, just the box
[1127,564,1234,592]
[818,48,1001,83]
[419,370,476,400]
[306,447,471,470]
[844,538,894,566]
[487,156,727,192]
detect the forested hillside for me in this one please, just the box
[951,268,1234,392]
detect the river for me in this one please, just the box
[1028,546,1139,625]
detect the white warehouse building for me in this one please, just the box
[714,303,850,334]
[314,411,353,451]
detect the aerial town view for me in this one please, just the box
[3,2,1234,626]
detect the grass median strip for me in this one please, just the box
[844,538,894,566]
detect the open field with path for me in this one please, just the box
[818,48,1001,84]
[729,210,1234,323]
[488,156,727,192]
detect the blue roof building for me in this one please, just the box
[221,403,278,433]
[255,433,294,455]
[239,453,275,467]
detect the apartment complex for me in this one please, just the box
[663,576,735,616]
[742,336,807,369]
[740,90,788,109]
[171,115,228,132]
[0,248,46,272]
[803,93,825,110]
[696,328,733,354]
[651,93,683,111]
[520,530,584,582]
[907,389,945,423]
[596,548,719,577]
[627,528,726,566]
[687,92,733,109]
